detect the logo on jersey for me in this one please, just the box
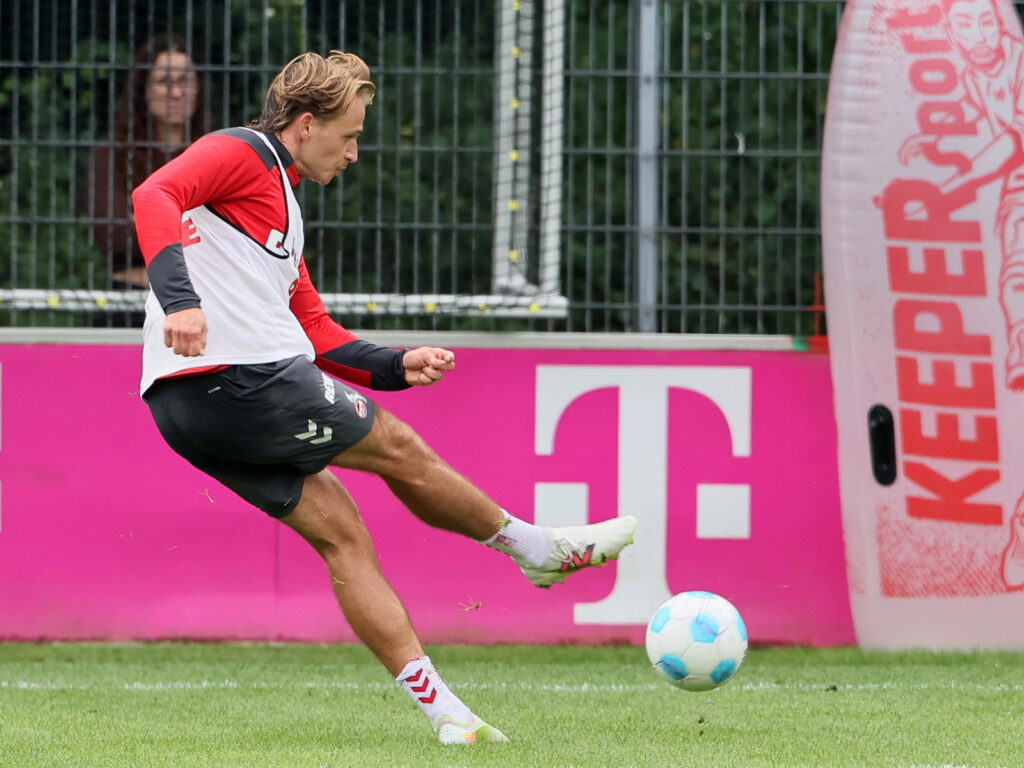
[181,217,201,247]
[265,228,292,259]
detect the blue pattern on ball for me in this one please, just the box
[660,653,688,681]
[689,614,719,643]
[689,590,716,600]
[711,660,737,684]
[735,612,748,643]
[649,606,672,633]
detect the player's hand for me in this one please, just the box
[402,346,455,387]
[164,306,208,357]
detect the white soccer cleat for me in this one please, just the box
[435,713,509,745]
[519,515,638,588]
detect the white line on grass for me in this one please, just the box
[2,679,1023,693]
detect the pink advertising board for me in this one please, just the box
[0,333,853,646]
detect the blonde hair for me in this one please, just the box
[250,50,375,133]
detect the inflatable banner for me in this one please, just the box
[822,0,1024,648]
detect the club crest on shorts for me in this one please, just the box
[345,389,369,419]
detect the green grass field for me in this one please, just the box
[1,642,1022,768]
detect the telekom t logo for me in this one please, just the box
[535,365,752,625]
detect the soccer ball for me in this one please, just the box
[645,590,748,691]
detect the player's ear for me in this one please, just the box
[296,112,315,140]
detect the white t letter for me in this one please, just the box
[535,365,752,624]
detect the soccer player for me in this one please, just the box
[131,50,638,745]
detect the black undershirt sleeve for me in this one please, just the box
[147,243,201,314]
[318,339,411,391]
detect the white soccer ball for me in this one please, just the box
[645,590,748,691]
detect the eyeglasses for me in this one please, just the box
[149,72,198,92]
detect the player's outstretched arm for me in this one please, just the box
[402,347,455,387]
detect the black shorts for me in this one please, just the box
[145,356,376,517]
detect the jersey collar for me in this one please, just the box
[266,132,300,187]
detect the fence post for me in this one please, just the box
[635,0,660,332]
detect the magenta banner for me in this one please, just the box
[0,337,853,645]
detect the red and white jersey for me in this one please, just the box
[133,128,359,394]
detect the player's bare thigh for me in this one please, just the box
[328,406,435,477]
[326,405,503,541]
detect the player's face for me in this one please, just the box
[300,100,365,185]
[146,51,198,130]
[946,0,1002,69]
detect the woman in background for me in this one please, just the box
[85,33,210,324]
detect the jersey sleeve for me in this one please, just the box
[131,133,273,313]
[290,259,411,391]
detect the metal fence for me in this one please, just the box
[0,0,852,334]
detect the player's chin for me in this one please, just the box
[317,169,345,184]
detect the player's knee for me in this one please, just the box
[293,469,349,515]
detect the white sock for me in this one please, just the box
[396,656,473,730]
[478,509,549,568]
